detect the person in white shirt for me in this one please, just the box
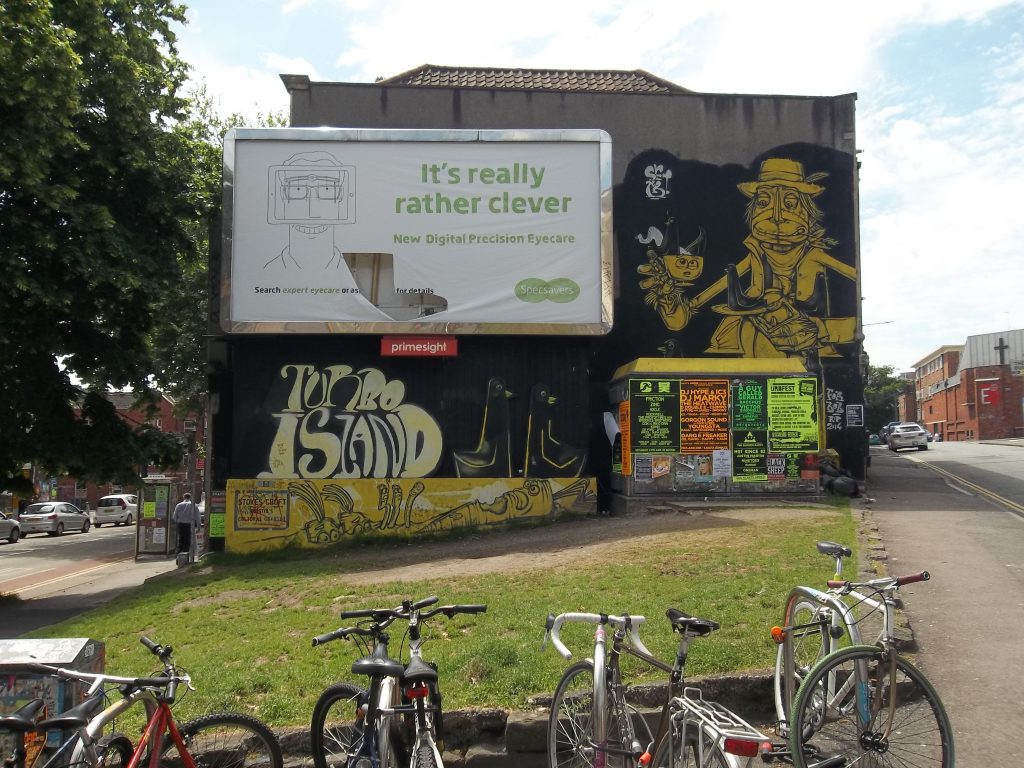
[171,492,201,556]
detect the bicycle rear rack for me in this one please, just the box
[674,686,768,743]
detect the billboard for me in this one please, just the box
[222,128,613,335]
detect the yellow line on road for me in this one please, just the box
[11,555,136,597]
[912,458,1024,516]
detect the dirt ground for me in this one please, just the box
[337,504,833,586]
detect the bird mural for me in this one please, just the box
[524,384,587,478]
[452,377,516,478]
[658,338,683,358]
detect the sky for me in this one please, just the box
[174,0,1024,372]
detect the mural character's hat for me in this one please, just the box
[738,158,824,197]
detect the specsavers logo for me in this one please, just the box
[515,278,581,303]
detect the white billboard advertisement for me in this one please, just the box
[222,128,613,335]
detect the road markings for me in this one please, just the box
[6,554,136,597]
[914,458,1024,517]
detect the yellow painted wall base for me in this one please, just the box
[225,476,596,554]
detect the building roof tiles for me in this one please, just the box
[377,64,690,93]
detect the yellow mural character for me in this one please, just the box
[639,159,857,360]
[636,221,706,330]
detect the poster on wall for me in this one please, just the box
[767,377,819,452]
[618,400,631,476]
[731,378,768,481]
[628,378,681,454]
[679,379,730,452]
[223,128,612,335]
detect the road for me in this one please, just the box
[866,438,1024,766]
[0,523,177,638]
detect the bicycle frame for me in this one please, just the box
[545,612,684,763]
[402,612,443,765]
[786,571,927,744]
[124,700,196,768]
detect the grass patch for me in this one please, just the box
[26,505,855,728]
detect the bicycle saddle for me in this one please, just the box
[0,699,46,733]
[35,693,104,731]
[666,608,719,636]
[816,541,853,558]
[402,657,438,684]
[351,647,405,679]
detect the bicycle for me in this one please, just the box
[772,541,886,735]
[23,637,282,768]
[310,595,487,768]
[784,572,954,767]
[2,674,135,768]
[543,608,770,768]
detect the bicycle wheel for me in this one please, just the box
[96,734,134,768]
[649,709,727,768]
[410,740,439,768]
[311,682,406,768]
[547,660,651,768]
[789,645,954,768]
[773,598,833,729]
[163,712,283,768]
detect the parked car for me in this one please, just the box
[93,494,138,527]
[879,420,901,441]
[868,433,882,446]
[0,511,21,543]
[18,501,91,536]
[888,422,929,452]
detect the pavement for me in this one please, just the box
[1,554,184,638]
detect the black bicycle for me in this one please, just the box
[310,596,487,768]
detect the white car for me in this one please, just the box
[888,423,929,452]
[92,494,138,526]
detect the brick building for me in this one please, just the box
[54,392,205,510]
[911,330,1024,441]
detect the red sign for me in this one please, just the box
[978,382,1001,407]
[381,336,458,357]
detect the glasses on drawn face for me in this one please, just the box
[282,174,343,201]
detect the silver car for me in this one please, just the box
[888,423,929,452]
[19,502,91,536]
[0,511,21,543]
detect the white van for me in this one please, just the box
[93,494,138,526]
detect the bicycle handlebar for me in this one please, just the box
[315,598,486,647]
[544,612,651,660]
[339,595,439,621]
[827,570,930,591]
[24,662,182,692]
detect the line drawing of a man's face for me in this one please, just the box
[268,151,355,227]
[265,151,356,270]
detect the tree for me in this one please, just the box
[863,364,907,433]
[145,87,287,418]
[1,0,197,493]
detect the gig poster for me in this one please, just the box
[679,379,730,452]
[731,378,768,482]
[629,378,680,454]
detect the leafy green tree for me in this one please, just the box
[1,0,197,493]
[146,87,287,417]
[863,364,907,433]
